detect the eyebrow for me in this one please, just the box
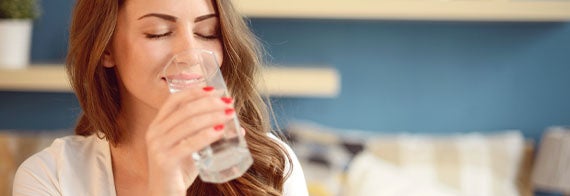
[137,13,218,23]
[138,13,177,22]
[194,13,217,22]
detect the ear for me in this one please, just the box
[102,49,116,68]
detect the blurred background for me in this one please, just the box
[1,0,569,195]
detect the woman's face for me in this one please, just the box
[104,0,223,110]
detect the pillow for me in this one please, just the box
[286,121,527,196]
[360,131,524,196]
[346,151,460,196]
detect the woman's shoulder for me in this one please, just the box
[54,134,106,152]
[13,134,113,195]
[17,134,101,165]
[266,132,309,196]
[23,134,104,162]
[266,132,297,166]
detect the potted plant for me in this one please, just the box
[0,0,40,69]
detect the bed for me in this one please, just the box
[285,121,535,196]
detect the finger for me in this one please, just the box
[170,126,225,160]
[149,95,232,141]
[159,108,235,148]
[155,86,215,124]
[154,96,231,138]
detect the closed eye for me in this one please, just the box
[195,33,219,40]
[145,32,172,39]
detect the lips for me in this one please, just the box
[166,73,203,81]
[163,73,205,90]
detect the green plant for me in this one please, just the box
[0,0,40,19]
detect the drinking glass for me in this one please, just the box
[163,49,253,183]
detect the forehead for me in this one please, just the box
[122,0,216,19]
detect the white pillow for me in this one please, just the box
[358,131,524,196]
[346,151,460,196]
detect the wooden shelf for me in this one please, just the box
[0,65,340,98]
[235,0,570,21]
[0,65,70,92]
[259,66,340,98]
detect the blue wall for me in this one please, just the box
[0,92,79,131]
[1,0,569,144]
[252,19,570,141]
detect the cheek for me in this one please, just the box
[121,37,172,79]
[209,41,224,67]
[112,35,171,108]
[140,41,173,66]
[217,51,223,67]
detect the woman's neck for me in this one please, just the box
[117,88,160,146]
[111,92,160,181]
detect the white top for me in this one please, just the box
[13,134,308,196]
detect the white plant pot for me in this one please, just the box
[0,19,33,69]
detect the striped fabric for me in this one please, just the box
[361,131,524,196]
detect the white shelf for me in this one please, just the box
[235,0,570,21]
[0,65,340,98]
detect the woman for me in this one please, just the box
[13,0,308,195]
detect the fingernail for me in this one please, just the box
[221,97,233,104]
[203,86,214,92]
[214,124,224,131]
[225,108,235,115]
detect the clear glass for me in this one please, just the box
[162,49,253,183]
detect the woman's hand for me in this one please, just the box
[145,86,234,196]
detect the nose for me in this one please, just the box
[174,26,201,53]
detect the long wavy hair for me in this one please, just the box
[66,0,291,195]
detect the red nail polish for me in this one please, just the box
[203,86,214,92]
[214,124,224,131]
[225,108,235,115]
[221,97,233,104]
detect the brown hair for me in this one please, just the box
[66,0,292,195]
